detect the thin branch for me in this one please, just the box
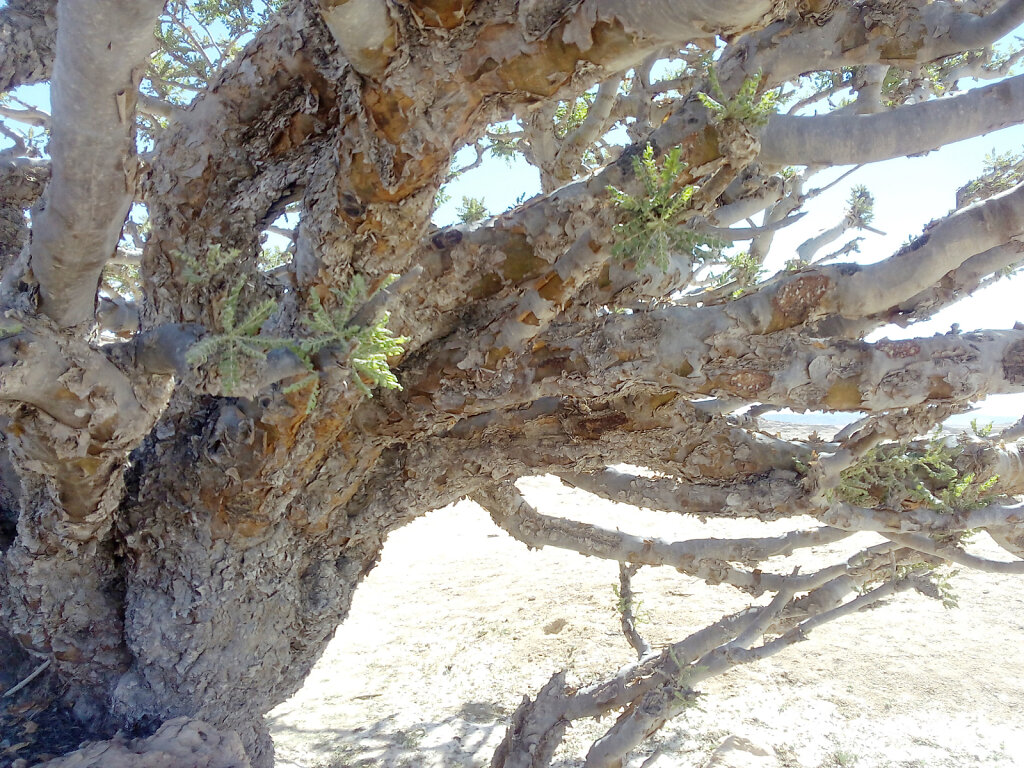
[556,74,623,169]
[583,569,915,768]
[807,165,863,197]
[689,210,806,242]
[727,569,800,650]
[1,658,51,698]
[819,500,1024,536]
[170,13,214,68]
[617,563,651,658]
[137,92,178,120]
[346,265,424,331]
[476,482,851,594]
[882,532,1024,574]
[0,102,50,127]
[557,467,808,522]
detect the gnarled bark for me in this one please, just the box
[2,1,1024,766]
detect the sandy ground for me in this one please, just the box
[268,425,1024,768]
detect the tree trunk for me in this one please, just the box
[4,2,1024,766]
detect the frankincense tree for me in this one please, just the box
[2,1,1024,766]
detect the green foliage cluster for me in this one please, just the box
[291,275,408,399]
[258,243,292,273]
[830,432,999,515]
[553,93,594,139]
[150,0,284,104]
[177,243,236,283]
[959,148,1024,207]
[0,320,24,339]
[456,196,488,224]
[697,68,779,127]
[179,250,407,408]
[845,185,875,228]
[186,278,280,393]
[101,262,142,300]
[433,186,451,209]
[0,94,47,156]
[607,145,723,270]
[715,251,763,292]
[808,68,852,95]
[610,582,648,624]
[484,123,519,162]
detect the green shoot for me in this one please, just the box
[185,279,280,394]
[456,196,488,224]
[294,275,409,399]
[830,431,999,515]
[697,68,779,126]
[845,185,875,228]
[607,145,722,270]
[181,246,407,407]
[715,251,764,290]
[175,244,237,284]
[0,320,24,339]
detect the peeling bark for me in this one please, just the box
[3,0,1024,766]
[0,0,57,93]
[0,158,47,271]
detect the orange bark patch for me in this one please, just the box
[536,272,566,302]
[681,125,724,175]
[470,272,504,300]
[462,22,632,97]
[568,411,629,440]
[649,391,678,410]
[824,378,862,410]
[271,113,318,155]
[928,376,953,399]
[363,86,415,144]
[532,351,584,382]
[485,346,510,368]
[769,274,831,332]
[499,232,545,281]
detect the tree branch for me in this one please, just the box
[29,0,165,328]
[557,467,808,522]
[759,74,1024,167]
[475,482,851,594]
[582,574,914,767]
[725,0,1024,95]
[882,532,1024,574]
[819,499,1024,536]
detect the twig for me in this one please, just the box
[618,562,652,658]
[346,265,424,330]
[689,210,806,241]
[2,659,51,698]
